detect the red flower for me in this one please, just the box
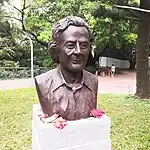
[90,108,105,118]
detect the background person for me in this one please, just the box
[111,64,115,77]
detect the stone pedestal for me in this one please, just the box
[32,104,111,150]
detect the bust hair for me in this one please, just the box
[48,16,90,63]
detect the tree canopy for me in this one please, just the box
[0,0,139,68]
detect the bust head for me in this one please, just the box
[48,16,90,72]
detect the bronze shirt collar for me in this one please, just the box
[51,67,93,92]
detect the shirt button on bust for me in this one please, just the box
[72,87,76,91]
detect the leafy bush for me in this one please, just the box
[0,67,54,79]
[43,57,56,69]
[0,68,31,79]
[33,67,50,76]
[0,69,12,79]
[0,60,16,67]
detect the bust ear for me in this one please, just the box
[48,41,60,63]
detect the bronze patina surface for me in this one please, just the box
[35,16,98,120]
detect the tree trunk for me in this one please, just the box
[136,1,150,98]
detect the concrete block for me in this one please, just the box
[32,104,111,150]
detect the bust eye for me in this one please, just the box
[66,43,75,49]
[80,43,88,49]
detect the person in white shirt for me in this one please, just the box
[111,64,115,77]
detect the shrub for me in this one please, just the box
[0,67,53,79]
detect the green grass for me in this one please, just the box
[0,88,38,150]
[0,88,150,150]
[98,94,150,150]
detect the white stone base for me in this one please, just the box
[32,104,111,150]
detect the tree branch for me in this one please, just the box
[3,15,22,22]
[23,29,48,47]
[124,15,139,20]
[6,0,48,47]
[114,5,150,13]
[7,2,22,13]
[23,0,26,10]
[20,0,48,47]
[130,9,140,18]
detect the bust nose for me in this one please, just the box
[74,42,82,54]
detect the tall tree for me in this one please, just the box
[136,0,150,98]
[115,0,150,98]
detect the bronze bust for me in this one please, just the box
[35,16,98,120]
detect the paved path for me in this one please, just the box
[0,78,34,90]
[0,71,136,94]
[98,72,136,94]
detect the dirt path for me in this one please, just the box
[0,71,136,94]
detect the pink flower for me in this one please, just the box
[38,111,67,129]
[39,113,49,118]
[52,117,67,129]
[90,108,105,118]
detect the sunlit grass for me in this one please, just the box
[0,88,37,150]
[98,94,150,150]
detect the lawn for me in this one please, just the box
[0,88,150,150]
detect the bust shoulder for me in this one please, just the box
[83,70,98,91]
[34,68,59,94]
[83,70,98,82]
[35,68,57,84]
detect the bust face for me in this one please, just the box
[58,25,90,73]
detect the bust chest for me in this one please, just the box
[48,84,96,120]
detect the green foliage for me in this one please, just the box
[0,21,15,60]
[92,1,138,49]
[25,0,92,42]
[0,89,150,150]
[25,0,138,55]
[0,67,55,79]
[124,33,137,44]
[42,56,57,68]
[1,0,139,67]
[0,68,31,79]
[0,60,16,67]
[0,20,31,67]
